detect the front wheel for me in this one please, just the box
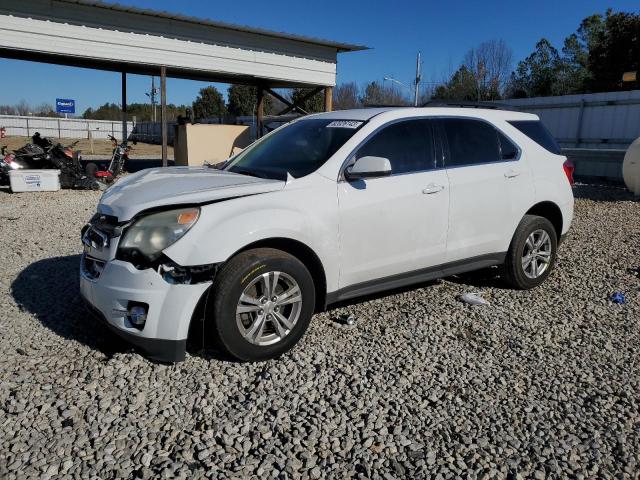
[209,248,315,361]
[503,215,558,289]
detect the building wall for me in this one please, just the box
[501,90,640,150]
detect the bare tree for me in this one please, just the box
[463,39,513,100]
[15,99,30,116]
[333,82,361,110]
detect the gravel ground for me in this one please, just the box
[1,184,639,479]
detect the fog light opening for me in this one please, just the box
[127,302,148,329]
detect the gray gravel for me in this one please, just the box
[1,184,639,479]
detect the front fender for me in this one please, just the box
[162,183,340,292]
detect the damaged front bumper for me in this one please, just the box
[80,255,212,362]
[79,212,215,363]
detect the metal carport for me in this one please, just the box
[0,0,367,165]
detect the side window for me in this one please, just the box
[356,120,435,175]
[498,131,519,160]
[440,118,500,167]
[508,120,561,155]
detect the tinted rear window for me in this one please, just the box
[508,120,561,155]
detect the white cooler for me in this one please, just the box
[8,169,61,192]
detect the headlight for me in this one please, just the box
[119,207,199,260]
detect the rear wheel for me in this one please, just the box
[209,248,315,361]
[503,215,557,289]
[85,162,98,178]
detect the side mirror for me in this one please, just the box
[345,156,392,181]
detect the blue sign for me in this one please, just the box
[56,98,75,114]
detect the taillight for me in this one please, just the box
[563,159,575,185]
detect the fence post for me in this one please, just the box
[575,99,586,148]
[57,118,61,139]
[25,117,30,137]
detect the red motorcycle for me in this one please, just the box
[86,135,130,184]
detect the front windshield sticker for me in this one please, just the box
[326,120,363,129]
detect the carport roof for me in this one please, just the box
[58,0,368,53]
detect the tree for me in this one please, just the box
[432,66,478,101]
[192,86,226,120]
[82,102,188,121]
[227,84,276,117]
[290,88,325,113]
[359,81,408,106]
[509,39,563,97]
[333,82,361,110]
[559,14,604,93]
[15,100,30,116]
[463,39,513,100]
[587,10,640,92]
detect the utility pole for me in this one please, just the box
[414,52,421,107]
[146,77,158,122]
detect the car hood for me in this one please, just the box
[97,166,285,221]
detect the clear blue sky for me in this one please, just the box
[1,0,638,114]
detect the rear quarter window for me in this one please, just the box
[508,120,561,155]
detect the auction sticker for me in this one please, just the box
[326,120,363,129]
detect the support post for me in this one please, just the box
[324,86,333,112]
[160,66,168,167]
[575,99,586,148]
[256,85,265,138]
[121,71,127,144]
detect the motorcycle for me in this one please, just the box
[85,135,130,184]
[1,132,99,190]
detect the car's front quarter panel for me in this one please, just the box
[162,173,341,293]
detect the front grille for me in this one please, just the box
[81,253,106,280]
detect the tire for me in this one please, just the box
[503,215,558,289]
[85,162,98,178]
[209,248,315,361]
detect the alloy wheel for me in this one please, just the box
[521,229,552,279]
[236,271,303,346]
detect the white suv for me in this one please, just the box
[80,106,574,362]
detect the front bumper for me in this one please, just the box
[80,254,211,362]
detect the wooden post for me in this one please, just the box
[160,66,168,167]
[57,118,61,139]
[256,85,265,138]
[324,86,333,112]
[121,71,127,144]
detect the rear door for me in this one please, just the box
[337,119,449,288]
[438,117,530,263]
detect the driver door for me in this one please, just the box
[337,119,449,289]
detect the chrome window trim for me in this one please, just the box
[338,115,522,182]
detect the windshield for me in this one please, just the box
[225,118,363,180]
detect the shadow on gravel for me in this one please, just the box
[11,255,126,358]
[445,266,505,289]
[573,183,639,202]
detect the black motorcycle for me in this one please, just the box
[2,132,99,190]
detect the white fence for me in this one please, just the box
[500,89,640,150]
[0,114,134,140]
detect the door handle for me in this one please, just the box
[422,184,444,194]
[504,169,521,178]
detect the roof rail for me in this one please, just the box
[422,100,520,111]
